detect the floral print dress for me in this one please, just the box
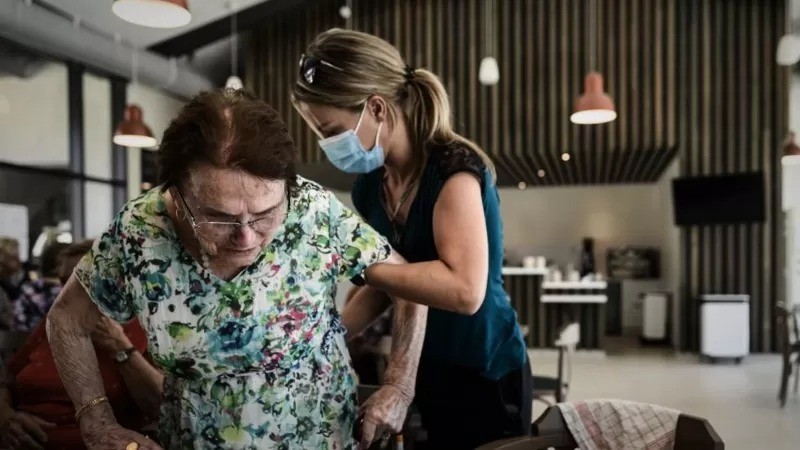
[74,177,391,450]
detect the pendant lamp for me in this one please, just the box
[114,105,157,148]
[776,1,800,66]
[784,132,800,166]
[571,0,616,125]
[479,0,500,86]
[114,50,157,148]
[225,1,243,90]
[112,0,191,29]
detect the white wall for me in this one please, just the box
[0,62,69,166]
[124,83,183,200]
[498,175,680,333]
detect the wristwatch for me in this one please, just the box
[114,348,136,364]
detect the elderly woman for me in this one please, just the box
[46,89,427,450]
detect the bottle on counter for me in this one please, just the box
[580,237,596,278]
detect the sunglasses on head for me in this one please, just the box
[298,53,344,84]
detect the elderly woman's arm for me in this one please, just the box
[91,316,164,418]
[47,277,160,450]
[346,263,427,448]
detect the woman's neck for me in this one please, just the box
[383,127,418,184]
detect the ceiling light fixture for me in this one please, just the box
[783,132,800,166]
[225,1,243,90]
[112,0,191,29]
[479,0,500,86]
[114,50,157,148]
[777,1,800,66]
[114,105,157,148]
[571,0,616,125]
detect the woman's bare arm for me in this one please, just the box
[45,276,116,429]
[364,174,489,315]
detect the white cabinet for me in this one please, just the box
[700,295,750,361]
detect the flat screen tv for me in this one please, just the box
[671,172,765,226]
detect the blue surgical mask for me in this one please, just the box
[318,104,384,174]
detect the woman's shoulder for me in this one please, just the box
[426,144,487,183]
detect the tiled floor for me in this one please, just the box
[529,344,800,450]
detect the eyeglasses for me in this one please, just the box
[298,53,344,84]
[175,189,285,240]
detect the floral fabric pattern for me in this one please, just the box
[12,279,61,332]
[75,177,391,450]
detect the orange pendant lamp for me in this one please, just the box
[571,0,616,125]
[114,104,157,148]
[570,72,617,125]
[783,132,800,166]
[112,0,191,29]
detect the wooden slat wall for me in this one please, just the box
[676,0,788,352]
[247,0,677,186]
[248,0,789,351]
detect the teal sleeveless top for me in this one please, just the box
[352,146,527,380]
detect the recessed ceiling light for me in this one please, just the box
[537,170,546,178]
[562,153,571,162]
[518,182,527,190]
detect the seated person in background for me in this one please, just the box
[11,243,68,333]
[0,240,163,450]
[0,238,21,329]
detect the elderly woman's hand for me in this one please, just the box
[82,423,161,450]
[358,384,412,449]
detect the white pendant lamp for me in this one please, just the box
[571,0,616,125]
[225,1,243,90]
[777,0,800,66]
[777,34,800,66]
[479,0,499,86]
[479,57,500,86]
[112,0,191,29]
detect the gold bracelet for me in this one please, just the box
[74,396,109,422]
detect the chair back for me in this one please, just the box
[555,322,580,348]
[477,403,724,450]
[777,303,796,363]
[555,322,580,397]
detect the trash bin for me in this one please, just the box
[700,294,750,363]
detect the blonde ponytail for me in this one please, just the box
[403,69,496,179]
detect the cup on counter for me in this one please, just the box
[522,256,536,268]
[535,256,547,269]
[551,269,563,282]
[568,271,581,282]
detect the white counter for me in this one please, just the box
[541,295,608,304]
[542,281,608,290]
[501,267,549,276]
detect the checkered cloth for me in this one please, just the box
[556,400,680,450]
